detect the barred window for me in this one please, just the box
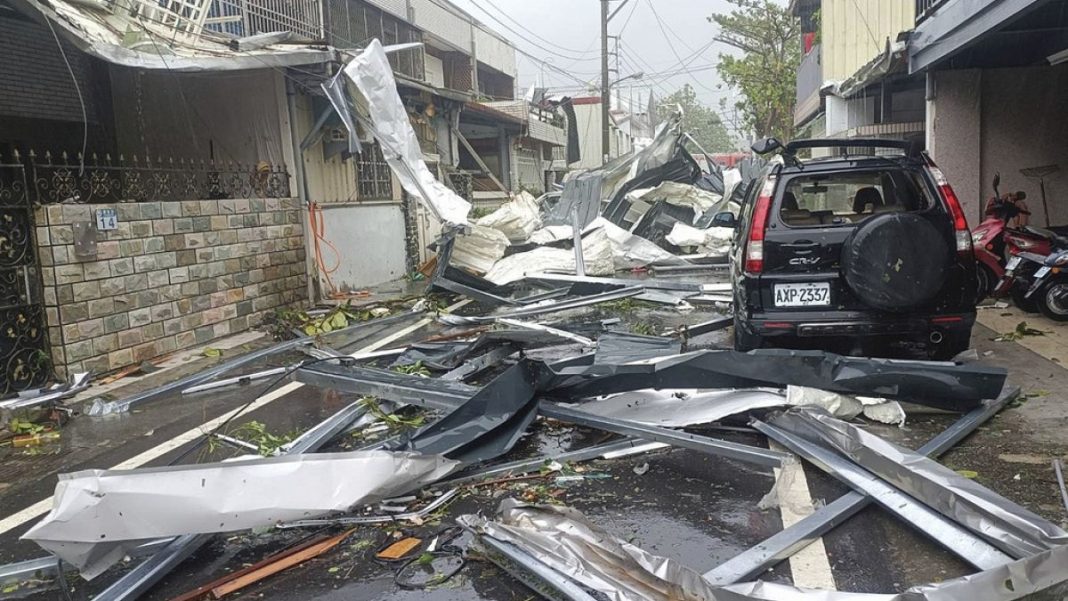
[356,143,393,201]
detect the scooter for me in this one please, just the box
[973,174,1055,299]
[1018,239,1068,321]
[996,228,1068,314]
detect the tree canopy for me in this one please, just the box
[657,84,734,153]
[710,0,800,142]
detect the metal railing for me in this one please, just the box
[3,151,291,204]
[916,0,951,23]
[204,0,323,40]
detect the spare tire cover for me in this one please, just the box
[841,213,949,312]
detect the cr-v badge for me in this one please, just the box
[789,256,820,266]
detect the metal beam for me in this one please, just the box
[703,386,1021,584]
[438,286,644,326]
[295,363,788,468]
[752,420,1014,571]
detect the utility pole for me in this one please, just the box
[601,0,610,163]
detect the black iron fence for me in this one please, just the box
[0,150,292,205]
[0,159,50,394]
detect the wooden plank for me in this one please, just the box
[210,529,355,598]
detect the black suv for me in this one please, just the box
[716,139,979,360]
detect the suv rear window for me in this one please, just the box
[779,169,933,227]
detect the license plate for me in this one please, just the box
[1036,266,1051,278]
[774,283,831,307]
[1006,257,1022,270]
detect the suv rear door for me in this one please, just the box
[760,164,945,313]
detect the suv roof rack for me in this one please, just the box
[783,138,922,160]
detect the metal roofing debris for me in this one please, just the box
[773,406,1068,558]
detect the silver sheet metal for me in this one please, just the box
[438,285,644,326]
[571,389,785,428]
[23,451,456,577]
[463,499,1068,601]
[343,41,470,226]
[704,387,1021,585]
[294,363,788,467]
[772,407,1068,559]
[753,419,1013,570]
[476,535,599,601]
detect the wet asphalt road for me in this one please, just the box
[0,304,1053,600]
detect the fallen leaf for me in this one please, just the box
[956,469,979,479]
[202,348,222,358]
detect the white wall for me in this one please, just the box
[290,91,408,293]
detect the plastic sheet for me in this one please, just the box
[22,451,456,577]
[461,499,1068,601]
[451,225,511,275]
[541,349,1007,411]
[343,41,470,227]
[477,191,543,243]
[772,407,1068,558]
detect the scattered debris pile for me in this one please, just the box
[2,40,1066,601]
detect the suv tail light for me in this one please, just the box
[744,177,777,273]
[926,164,972,256]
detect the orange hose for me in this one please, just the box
[308,202,341,294]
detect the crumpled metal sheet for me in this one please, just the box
[461,499,1068,601]
[541,349,1006,411]
[573,386,902,429]
[592,218,690,269]
[343,41,470,227]
[593,332,681,364]
[451,224,510,275]
[398,361,541,467]
[484,227,616,285]
[477,191,543,243]
[22,451,456,577]
[772,407,1068,558]
[572,389,785,428]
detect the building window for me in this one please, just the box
[356,144,393,200]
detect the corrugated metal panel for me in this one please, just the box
[411,0,470,50]
[365,0,406,19]
[474,25,516,77]
[822,0,914,81]
[528,120,566,146]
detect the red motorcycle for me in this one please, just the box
[973,174,1053,299]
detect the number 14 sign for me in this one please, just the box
[95,208,118,231]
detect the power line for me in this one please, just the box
[642,0,721,97]
[469,0,600,57]
[462,0,601,63]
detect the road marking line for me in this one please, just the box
[0,301,470,537]
[769,440,837,590]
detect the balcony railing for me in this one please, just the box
[916,0,951,23]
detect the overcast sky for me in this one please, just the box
[446,0,746,134]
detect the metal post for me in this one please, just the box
[571,207,586,277]
[600,0,610,163]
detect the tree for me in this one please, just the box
[710,0,800,142]
[657,84,734,153]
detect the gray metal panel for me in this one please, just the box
[909,0,1049,73]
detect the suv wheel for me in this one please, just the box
[733,315,764,351]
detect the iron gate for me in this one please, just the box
[0,156,50,395]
